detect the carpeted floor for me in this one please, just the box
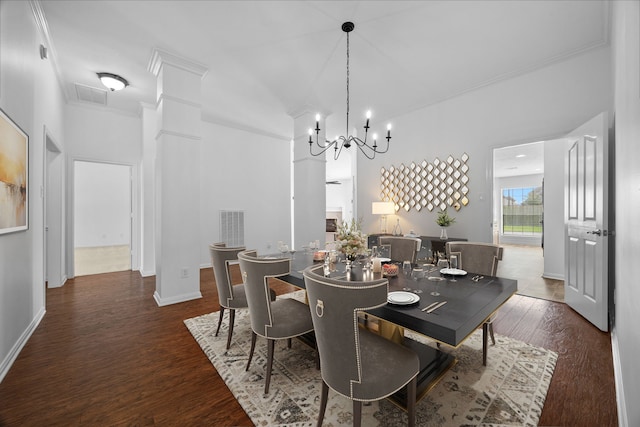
[185,291,557,427]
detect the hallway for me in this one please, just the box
[497,244,564,302]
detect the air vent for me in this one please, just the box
[219,210,245,247]
[75,83,107,105]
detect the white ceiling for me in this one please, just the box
[493,141,545,178]
[39,0,608,141]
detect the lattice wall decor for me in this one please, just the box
[379,153,470,212]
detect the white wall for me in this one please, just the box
[198,120,291,266]
[357,46,611,244]
[64,105,142,274]
[74,161,130,248]
[0,0,66,381]
[611,1,640,426]
[542,139,566,280]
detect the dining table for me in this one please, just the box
[275,250,518,407]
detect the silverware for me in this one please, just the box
[425,301,447,313]
[421,301,440,312]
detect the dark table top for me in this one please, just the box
[279,251,518,347]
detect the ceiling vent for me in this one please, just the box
[75,83,107,105]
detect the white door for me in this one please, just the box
[564,112,610,331]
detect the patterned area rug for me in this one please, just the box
[184,291,557,426]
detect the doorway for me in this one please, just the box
[73,160,131,276]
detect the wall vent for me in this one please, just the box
[219,210,245,247]
[75,83,107,105]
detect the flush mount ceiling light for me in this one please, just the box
[97,72,129,91]
[308,22,392,160]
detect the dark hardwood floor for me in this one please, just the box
[0,268,617,426]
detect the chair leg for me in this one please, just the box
[246,331,257,371]
[352,400,362,427]
[226,309,236,350]
[265,339,275,394]
[317,380,329,427]
[287,338,292,349]
[215,307,225,337]
[482,322,489,366]
[407,376,417,427]
[489,322,496,345]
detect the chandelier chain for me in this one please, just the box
[346,29,350,137]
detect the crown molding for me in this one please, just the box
[147,48,208,79]
[30,1,69,103]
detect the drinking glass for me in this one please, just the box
[449,255,458,282]
[402,261,412,277]
[450,255,458,270]
[280,244,289,257]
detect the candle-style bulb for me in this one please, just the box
[366,110,372,119]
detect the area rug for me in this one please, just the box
[185,291,557,426]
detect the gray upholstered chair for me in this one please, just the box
[237,250,315,394]
[445,241,504,365]
[303,265,419,427]
[210,243,276,350]
[379,236,421,264]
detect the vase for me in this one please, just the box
[440,227,448,240]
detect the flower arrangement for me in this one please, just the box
[436,208,456,227]
[335,218,367,261]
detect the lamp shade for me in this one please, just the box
[372,201,395,215]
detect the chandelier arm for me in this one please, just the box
[355,142,377,160]
[309,138,338,156]
[333,140,345,160]
[351,136,391,155]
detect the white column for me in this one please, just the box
[291,108,326,250]
[148,49,207,306]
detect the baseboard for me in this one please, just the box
[47,274,68,288]
[140,268,155,277]
[542,272,564,280]
[0,306,46,383]
[153,290,202,307]
[611,327,628,427]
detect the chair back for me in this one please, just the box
[209,243,245,308]
[445,241,503,276]
[237,250,290,337]
[303,265,389,399]
[378,236,421,263]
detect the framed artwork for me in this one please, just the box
[0,108,28,234]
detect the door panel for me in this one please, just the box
[564,112,609,331]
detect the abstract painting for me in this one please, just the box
[0,108,28,234]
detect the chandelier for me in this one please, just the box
[308,22,392,160]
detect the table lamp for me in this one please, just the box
[372,202,395,234]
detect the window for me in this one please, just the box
[502,186,542,235]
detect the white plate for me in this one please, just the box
[387,291,420,305]
[378,257,391,263]
[440,268,467,276]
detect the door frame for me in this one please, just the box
[67,157,139,278]
[43,127,64,289]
